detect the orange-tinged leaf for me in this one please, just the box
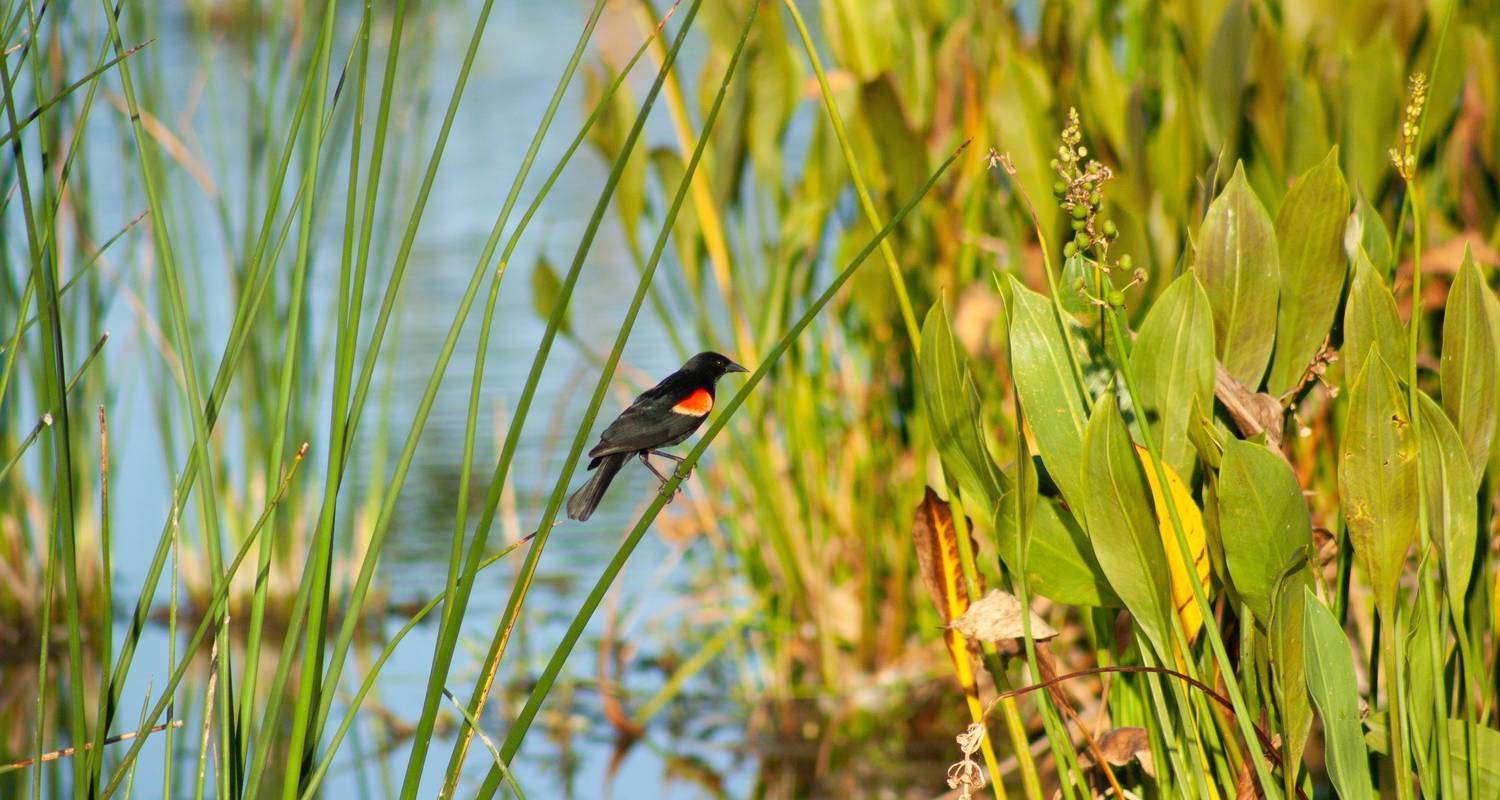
[1135,446,1212,640]
[912,487,973,624]
[910,488,1004,795]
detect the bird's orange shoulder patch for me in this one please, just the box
[671,387,713,416]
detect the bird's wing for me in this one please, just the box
[587,385,705,458]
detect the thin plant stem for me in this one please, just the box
[472,139,969,800]
[437,3,718,790]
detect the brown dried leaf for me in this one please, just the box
[1235,758,1264,799]
[949,589,1058,642]
[1078,726,1154,777]
[912,487,973,624]
[1214,362,1285,452]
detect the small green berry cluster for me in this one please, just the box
[1050,108,1121,262]
[1389,72,1428,181]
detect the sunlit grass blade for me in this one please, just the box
[440,690,526,800]
[99,443,310,795]
[434,1,716,789]
[310,6,621,786]
[472,137,969,800]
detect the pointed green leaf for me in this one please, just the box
[920,300,1007,524]
[1415,391,1477,620]
[1303,588,1375,800]
[1270,559,1313,792]
[1007,275,1090,512]
[1218,440,1312,623]
[1338,352,1418,618]
[1192,162,1279,389]
[1342,245,1407,382]
[1268,147,1350,396]
[1130,272,1216,479]
[1440,247,1498,483]
[1082,397,1172,656]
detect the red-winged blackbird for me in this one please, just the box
[566,352,748,521]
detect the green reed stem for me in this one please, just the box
[0,39,151,150]
[2,11,91,792]
[383,1,615,789]
[472,138,967,800]
[0,332,107,486]
[435,4,713,791]
[297,539,529,798]
[100,443,311,796]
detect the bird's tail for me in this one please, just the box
[566,453,628,521]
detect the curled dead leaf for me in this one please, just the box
[1213,363,1285,453]
[912,487,975,624]
[948,588,1058,642]
[1077,726,1154,777]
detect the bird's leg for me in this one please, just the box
[637,452,680,500]
[648,449,693,481]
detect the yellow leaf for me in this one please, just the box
[1135,446,1212,640]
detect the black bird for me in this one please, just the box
[566,352,748,521]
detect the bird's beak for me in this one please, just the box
[727,360,749,374]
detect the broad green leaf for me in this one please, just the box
[1342,245,1407,383]
[530,254,571,336]
[1082,398,1172,656]
[1338,352,1418,619]
[1352,188,1393,280]
[1007,275,1090,512]
[997,486,1119,608]
[1135,446,1212,641]
[1218,440,1312,623]
[1415,392,1477,621]
[997,413,1117,607]
[1130,273,1216,479]
[920,300,1007,525]
[1303,588,1375,800]
[1440,247,1498,483]
[1270,559,1313,793]
[1268,147,1350,396]
[1192,162,1279,389]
